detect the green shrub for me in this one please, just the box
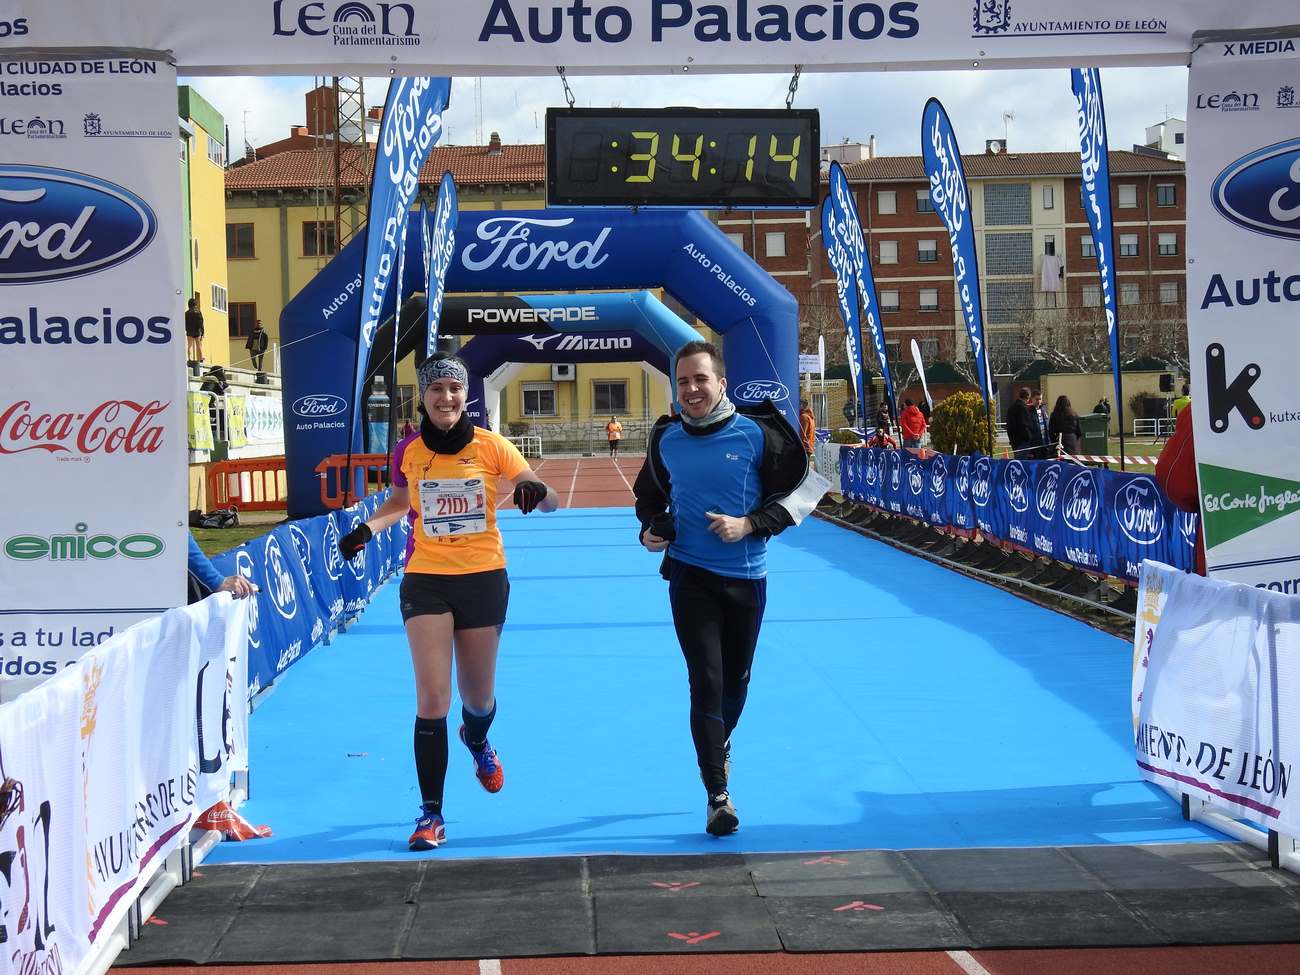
[929,391,995,454]
[830,428,864,445]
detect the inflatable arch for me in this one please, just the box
[281,207,799,516]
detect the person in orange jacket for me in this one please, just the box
[899,398,927,448]
[1154,405,1205,575]
[798,399,817,458]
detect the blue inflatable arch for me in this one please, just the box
[280,207,798,516]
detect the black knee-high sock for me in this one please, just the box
[414,716,448,812]
[690,707,729,796]
[461,700,497,751]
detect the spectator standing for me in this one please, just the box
[899,398,927,448]
[605,415,623,458]
[1006,388,1034,457]
[1172,382,1191,419]
[799,399,817,459]
[187,532,257,603]
[1030,392,1051,460]
[245,320,269,372]
[185,296,204,365]
[1048,395,1082,457]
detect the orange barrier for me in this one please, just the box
[315,453,391,510]
[208,456,290,512]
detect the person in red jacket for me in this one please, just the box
[1154,404,1205,575]
[899,398,927,448]
[798,399,817,458]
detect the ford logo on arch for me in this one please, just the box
[292,393,347,418]
[0,165,156,283]
[731,380,789,403]
[1211,137,1300,241]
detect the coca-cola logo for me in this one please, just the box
[291,394,346,418]
[0,399,167,455]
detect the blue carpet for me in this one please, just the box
[207,507,1218,863]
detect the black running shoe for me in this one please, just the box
[706,791,739,836]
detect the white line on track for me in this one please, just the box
[478,960,502,975]
[610,456,635,499]
[566,458,581,508]
[947,950,994,975]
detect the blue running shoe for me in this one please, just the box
[408,806,445,851]
[459,725,504,793]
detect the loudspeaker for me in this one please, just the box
[1159,373,1174,392]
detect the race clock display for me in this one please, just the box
[547,108,820,209]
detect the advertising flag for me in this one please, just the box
[910,337,933,410]
[821,196,866,414]
[426,171,459,358]
[921,98,994,409]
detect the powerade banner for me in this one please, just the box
[826,161,894,418]
[0,2,1290,74]
[352,76,450,444]
[921,98,993,408]
[1186,36,1300,591]
[0,59,185,699]
[210,493,407,696]
[837,448,1196,582]
[426,171,459,358]
[820,194,866,414]
[1072,68,1123,418]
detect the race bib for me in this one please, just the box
[418,478,487,537]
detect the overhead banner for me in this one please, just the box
[0,58,185,699]
[0,3,1293,74]
[921,97,994,409]
[826,160,895,419]
[1186,36,1300,590]
[425,170,459,359]
[1134,561,1300,837]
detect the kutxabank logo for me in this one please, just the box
[1206,343,1264,434]
[273,0,421,46]
[1211,137,1300,242]
[0,165,156,283]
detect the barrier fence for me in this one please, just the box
[828,443,1199,584]
[208,456,290,512]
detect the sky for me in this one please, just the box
[184,65,1189,159]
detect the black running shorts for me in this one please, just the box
[399,569,509,629]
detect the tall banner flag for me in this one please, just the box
[348,77,451,465]
[827,160,896,420]
[0,58,184,699]
[1186,35,1300,588]
[910,338,933,410]
[426,171,459,359]
[1071,67,1126,465]
[921,98,994,411]
[420,200,432,298]
[821,196,866,415]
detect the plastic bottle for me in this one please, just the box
[367,376,390,455]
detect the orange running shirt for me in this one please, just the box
[392,427,530,575]
[606,420,623,441]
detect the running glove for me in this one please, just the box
[339,522,372,560]
[648,511,676,541]
[513,480,549,514]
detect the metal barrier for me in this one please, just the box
[207,456,289,511]
[315,453,392,510]
[508,435,543,458]
[1134,417,1175,437]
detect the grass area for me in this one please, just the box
[1105,438,1164,458]
[191,524,274,557]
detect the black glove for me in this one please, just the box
[513,480,549,514]
[648,511,676,542]
[339,522,372,560]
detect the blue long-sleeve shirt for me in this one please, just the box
[187,533,225,592]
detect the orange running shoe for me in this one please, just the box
[459,725,505,793]
[408,807,446,851]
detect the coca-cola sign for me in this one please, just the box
[0,399,167,455]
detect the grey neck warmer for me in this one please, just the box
[680,389,736,429]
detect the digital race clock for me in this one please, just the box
[547,108,820,209]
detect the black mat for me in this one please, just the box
[112,843,1300,965]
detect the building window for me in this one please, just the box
[1175,132,1185,145]
[986,280,1033,325]
[226,223,255,260]
[303,221,338,257]
[764,231,786,258]
[1042,185,1055,210]
[1156,182,1177,207]
[917,239,938,262]
[210,283,228,314]
[206,134,226,168]
[985,231,1033,275]
[522,383,556,417]
[1043,234,1056,255]
[916,189,934,213]
[878,190,897,215]
[1081,236,1096,258]
[1082,284,1101,307]
[919,288,939,312]
[593,380,628,414]
[1119,233,1139,257]
[1158,232,1178,256]
[1118,183,1138,208]
[878,240,898,264]
[726,231,745,251]
[1121,282,1140,306]
[983,183,1031,226]
[1159,281,1180,305]
[880,289,900,312]
[229,302,256,339]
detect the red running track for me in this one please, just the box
[495,455,642,511]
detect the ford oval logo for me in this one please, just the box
[292,394,347,418]
[1114,477,1165,546]
[1062,469,1099,532]
[0,165,156,283]
[1004,461,1029,513]
[1211,137,1300,241]
[732,379,790,403]
[971,457,992,507]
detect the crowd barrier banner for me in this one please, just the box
[1186,36,1300,591]
[1135,561,1300,836]
[0,58,184,698]
[0,595,248,975]
[839,448,1197,582]
[210,492,407,696]
[0,3,1292,74]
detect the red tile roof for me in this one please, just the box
[840,150,1184,182]
[225,143,545,191]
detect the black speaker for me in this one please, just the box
[1158,373,1174,392]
